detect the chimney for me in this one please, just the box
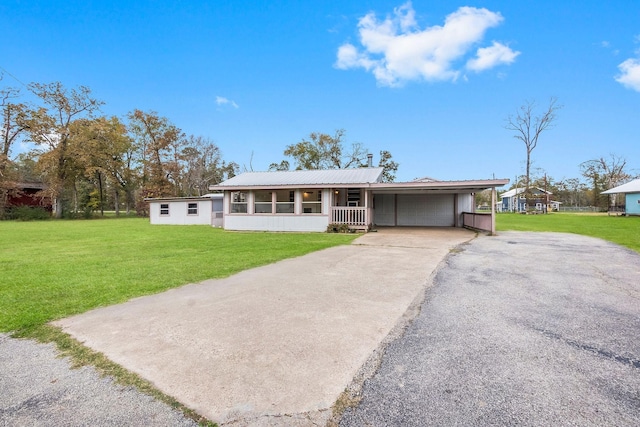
[367,153,373,167]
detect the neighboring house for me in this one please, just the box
[6,182,52,211]
[499,187,558,212]
[209,168,508,233]
[147,193,224,226]
[602,178,640,216]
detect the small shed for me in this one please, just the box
[146,194,224,225]
[7,182,52,211]
[602,179,640,216]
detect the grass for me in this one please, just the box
[496,212,640,253]
[1,217,359,426]
[0,217,358,334]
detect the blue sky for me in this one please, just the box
[1,0,639,184]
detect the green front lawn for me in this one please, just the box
[0,218,358,333]
[496,212,640,253]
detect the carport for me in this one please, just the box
[371,179,510,233]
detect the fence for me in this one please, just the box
[462,212,492,232]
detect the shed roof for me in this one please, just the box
[601,178,640,194]
[214,168,384,189]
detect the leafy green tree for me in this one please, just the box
[580,154,632,210]
[275,129,399,182]
[127,109,185,213]
[283,129,367,170]
[377,150,398,183]
[181,135,237,195]
[27,82,104,218]
[70,116,137,215]
[0,84,36,217]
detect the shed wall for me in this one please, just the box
[149,200,213,225]
[626,193,640,215]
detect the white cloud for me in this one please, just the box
[467,41,520,72]
[335,2,519,86]
[616,58,640,92]
[215,96,239,109]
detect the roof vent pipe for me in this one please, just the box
[367,153,373,167]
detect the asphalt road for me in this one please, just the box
[340,231,640,426]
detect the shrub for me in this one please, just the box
[6,206,51,221]
[327,223,350,233]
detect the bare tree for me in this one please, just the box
[505,98,561,195]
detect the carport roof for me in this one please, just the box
[371,179,510,193]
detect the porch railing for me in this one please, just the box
[462,212,492,232]
[331,207,368,228]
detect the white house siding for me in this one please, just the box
[149,199,213,225]
[223,214,330,232]
[396,194,455,226]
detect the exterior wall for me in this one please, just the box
[223,214,330,232]
[222,189,332,232]
[626,193,640,215]
[149,200,213,225]
[456,193,474,226]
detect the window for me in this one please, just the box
[254,191,272,213]
[160,203,169,216]
[231,192,247,213]
[275,190,294,213]
[302,189,322,214]
[187,202,198,215]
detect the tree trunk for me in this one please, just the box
[54,197,63,219]
[97,172,104,216]
[114,189,120,216]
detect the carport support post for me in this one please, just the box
[491,187,496,235]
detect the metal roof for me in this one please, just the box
[215,168,384,188]
[371,179,509,193]
[500,187,551,198]
[144,194,222,202]
[602,178,640,194]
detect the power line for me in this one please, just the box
[0,65,29,88]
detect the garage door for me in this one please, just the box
[397,194,454,226]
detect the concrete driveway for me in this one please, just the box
[340,231,640,426]
[54,227,474,426]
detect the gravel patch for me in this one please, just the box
[0,334,197,427]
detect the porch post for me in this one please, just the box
[364,190,369,227]
[491,187,496,236]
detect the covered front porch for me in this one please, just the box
[330,187,374,231]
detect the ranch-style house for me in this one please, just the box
[146,167,509,234]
